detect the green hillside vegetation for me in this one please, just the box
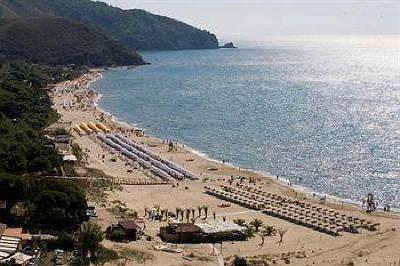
[0,61,87,229]
[0,0,219,50]
[0,17,145,66]
[0,61,61,174]
[0,0,44,18]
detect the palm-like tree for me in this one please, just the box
[203,205,209,218]
[233,218,246,227]
[185,209,191,223]
[176,207,182,218]
[277,227,288,245]
[258,225,276,247]
[249,218,264,232]
[263,225,276,236]
[164,209,169,220]
[243,226,255,240]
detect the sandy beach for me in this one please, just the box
[50,70,400,266]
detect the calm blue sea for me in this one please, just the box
[94,36,400,209]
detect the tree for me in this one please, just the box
[249,219,264,232]
[277,228,288,245]
[203,205,209,218]
[176,207,182,218]
[76,222,104,258]
[233,256,248,266]
[33,190,69,225]
[233,219,246,227]
[109,228,126,242]
[160,210,165,221]
[185,209,191,223]
[243,226,255,240]
[258,225,276,247]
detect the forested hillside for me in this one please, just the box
[0,0,219,50]
[0,62,87,229]
[0,17,145,66]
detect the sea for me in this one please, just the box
[93,35,400,210]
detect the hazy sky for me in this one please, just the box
[99,0,399,40]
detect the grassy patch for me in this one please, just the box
[116,246,154,264]
[95,246,120,265]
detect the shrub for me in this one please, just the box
[110,228,126,242]
[94,246,119,265]
[233,256,248,266]
[47,233,75,251]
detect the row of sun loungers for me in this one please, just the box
[73,121,111,135]
[114,178,170,186]
[96,134,197,181]
[204,185,379,236]
[114,134,197,180]
[233,183,380,231]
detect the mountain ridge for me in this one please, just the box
[0,16,145,66]
[0,0,219,50]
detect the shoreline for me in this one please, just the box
[90,68,398,213]
[49,68,400,266]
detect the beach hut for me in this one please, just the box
[111,220,143,241]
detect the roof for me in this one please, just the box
[169,223,202,233]
[0,250,10,260]
[56,143,72,155]
[0,235,20,255]
[1,252,32,264]
[46,121,72,130]
[196,222,246,234]
[2,228,31,241]
[118,220,140,231]
[63,154,77,162]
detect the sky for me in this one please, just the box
[99,0,400,41]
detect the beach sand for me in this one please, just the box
[50,70,400,266]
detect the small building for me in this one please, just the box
[160,223,203,243]
[160,222,246,243]
[111,220,143,241]
[45,122,72,136]
[55,135,71,144]
[133,128,145,137]
[63,154,77,163]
